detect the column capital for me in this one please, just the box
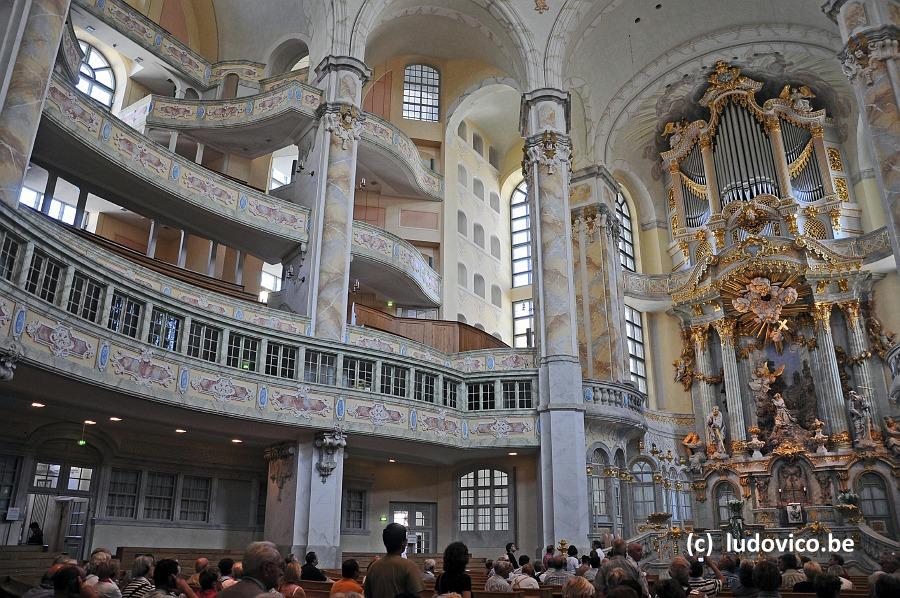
[838,299,862,327]
[711,319,738,347]
[314,55,372,104]
[522,130,572,177]
[314,428,347,483]
[320,104,365,150]
[690,323,710,351]
[839,25,899,85]
[519,88,570,137]
[812,302,834,330]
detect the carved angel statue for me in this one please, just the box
[884,416,900,458]
[847,390,875,447]
[772,393,797,430]
[749,361,785,396]
[706,406,728,458]
[682,432,706,473]
[779,84,815,112]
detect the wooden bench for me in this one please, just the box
[0,546,60,587]
[115,547,245,577]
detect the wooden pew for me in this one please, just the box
[0,546,60,587]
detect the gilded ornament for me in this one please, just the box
[834,177,849,201]
[712,319,737,347]
[784,213,799,235]
[770,439,807,458]
[690,324,709,351]
[812,302,833,330]
[534,0,549,14]
[839,300,861,327]
[713,228,726,250]
[829,208,842,232]
[810,124,825,138]
[668,188,676,211]
[787,140,814,179]
[826,148,843,172]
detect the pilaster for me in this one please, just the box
[812,302,851,439]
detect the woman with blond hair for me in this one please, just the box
[562,577,595,598]
[278,562,307,598]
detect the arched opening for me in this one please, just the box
[457,210,467,237]
[630,460,656,523]
[857,472,895,536]
[76,41,116,108]
[473,223,485,249]
[473,274,485,298]
[221,73,239,100]
[265,38,310,76]
[457,263,467,288]
[715,482,738,527]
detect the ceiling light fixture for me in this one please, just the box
[231,439,243,443]
[84,420,97,425]
[175,428,187,433]
[508,452,518,456]
[31,402,45,408]
[388,459,396,463]
[109,417,122,422]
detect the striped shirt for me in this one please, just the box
[122,578,154,598]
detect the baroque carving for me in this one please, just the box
[840,28,899,85]
[324,104,364,150]
[524,130,571,176]
[315,428,347,483]
[0,336,25,381]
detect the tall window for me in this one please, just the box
[625,306,647,393]
[106,469,140,518]
[443,378,459,408]
[226,333,259,371]
[467,382,495,411]
[459,469,509,532]
[511,182,532,287]
[147,308,182,352]
[588,449,609,531]
[631,461,656,522]
[414,371,437,403]
[187,321,220,363]
[0,235,20,281]
[179,476,211,522]
[304,350,336,385]
[25,251,63,303]
[77,41,116,107]
[266,343,297,379]
[402,64,439,122]
[513,299,534,348]
[858,473,894,535]
[715,483,737,526]
[343,488,368,532]
[0,456,18,517]
[616,193,636,272]
[380,364,408,397]
[143,472,176,520]
[343,357,374,390]
[107,292,142,338]
[502,381,532,409]
[67,273,104,322]
[679,473,693,522]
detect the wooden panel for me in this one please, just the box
[399,209,439,230]
[353,305,506,352]
[363,71,392,120]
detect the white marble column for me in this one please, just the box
[765,117,793,199]
[839,300,880,425]
[263,430,346,568]
[712,319,746,448]
[307,56,371,341]
[812,302,851,440]
[521,88,589,550]
[691,324,717,419]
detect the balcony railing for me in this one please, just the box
[582,380,646,413]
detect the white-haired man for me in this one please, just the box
[218,542,284,598]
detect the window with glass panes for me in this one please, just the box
[179,476,211,522]
[265,343,297,379]
[588,450,608,530]
[858,473,894,535]
[187,321,220,363]
[467,382,495,411]
[0,236,19,281]
[25,251,63,302]
[67,273,104,322]
[380,364,408,397]
[414,371,436,402]
[402,64,439,122]
[226,333,259,371]
[443,378,459,408]
[510,182,532,287]
[0,456,18,516]
[77,41,116,107]
[679,474,693,522]
[107,292,142,337]
[631,461,656,521]
[304,350,336,385]
[715,483,737,526]
[343,488,367,531]
[32,462,60,489]
[343,357,374,390]
[502,380,532,409]
[512,299,534,348]
[106,469,140,518]
[625,306,647,392]
[616,193,636,272]
[143,472,175,519]
[67,466,93,492]
[147,308,182,351]
[459,469,509,532]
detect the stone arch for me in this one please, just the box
[264,36,312,77]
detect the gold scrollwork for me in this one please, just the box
[827,147,844,171]
[788,140,814,179]
[834,178,849,201]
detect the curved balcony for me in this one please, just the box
[35,75,309,262]
[582,380,647,436]
[351,222,441,306]
[134,93,444,202]
[0,205,538,448]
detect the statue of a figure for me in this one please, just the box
[682,432,706,473]
[847,390,875,447]
[884,416,900,458]
[706,406,727,458]
[780,463,808,504]
[772,393,797,430]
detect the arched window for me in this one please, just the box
[77,41,116,107]
[490,236,501,259]
[473,179,485,201]
[457,121,467,140]
[457,210,467,237]
[402,64,439,122]
[472,133,484,156]
[589,449,609,531]
[473,274,485,298]
[457,164,468,187]
[715,482,738,526]
[473,223,485,248]
[616,193,636,272]
[489,147,500,169]
[679,473,693,522]
[459,469,509,531]
[457,263,467,288]
[491,285,501,307]
[489,192,500,213]
[511,181,532,287]
[625,306,647,393]
[858,473,895,535]
[631,461,656,522]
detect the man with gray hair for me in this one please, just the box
[121,556,155,598]
[484,560,512,592]
[218,542,284,598]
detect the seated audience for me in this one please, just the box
[576,555,591,577]
[277,562,306,598]
[731,560,757,598]
[216,560,235,590]
[562,577,595,598]
[485,561,513,592]
[589,541,603,560]
[777,554,805,590]
[825,565,852,590]
[92,560,122,598]
[218,542,283,598]
[422,559,436,582]
[688,558,724,597]
[566,546,580,573]
[510,564,539,590]
[606,587,639,598]
[514,555,530,575]
[626,543,649,598]
[83,549,113,587]
[666,557,690,594]
[505,543,518,567]
[812,574,841,598]
[195,571,218,598]
[583,556,601,582]
[52,565,96,598]
[434,542,471,598]
[874,572,900,598]
[332,560,364,596]
[542,556,574,587]
[362,523,424,598]
[148,559,193,598]
[869,553,899,589]
[718,555,739,589]
[300,552,328,582]
[187,559,209,592]
[121,556,155,598]
[792,561,821,592]
[543,546,555,570]
[752,560,782,598]
[651,578,685,598]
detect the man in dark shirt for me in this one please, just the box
[300,552,328,581]
[363,523,424,598]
